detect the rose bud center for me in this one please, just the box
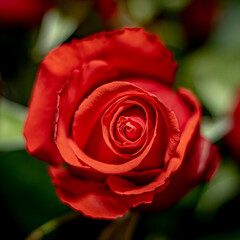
[117,116,143,142]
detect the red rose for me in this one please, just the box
[0,0,55,27]
[224,91,240,163]
[24,28,220,219]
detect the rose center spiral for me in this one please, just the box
[117,116,142,141]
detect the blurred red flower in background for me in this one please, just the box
[93,0,117,20]
[224,91,240,163]
[0,0,55,27]
[181,0,221,49]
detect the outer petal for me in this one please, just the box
[126,78,192,131]
[136,137,220,211]
[49,165,167,219]
[49,166,129,219]
[164,88,202,175]
[134,89,220,211]
[23,43,83,164]
[24,59,118,165]
[190,137,220,182]
[72,27,177,85]
[107,171,169,195]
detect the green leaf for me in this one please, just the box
[32,2,91,60]
[177,47,240,116]
[0,98,26,150]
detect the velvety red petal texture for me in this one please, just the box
[56,81,179,174]
[164,88,202,176]
[106,171,169,195]
[49,166,129,219]
[24,43,86,165]
[72,28,177,84]
[136,137,220,211]
[49,166,168,219]
[24,27,220,220]
[126,78,192,131]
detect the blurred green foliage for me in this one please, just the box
[0,150,69,237]
[0,0,240,239]
[0,98,26,150]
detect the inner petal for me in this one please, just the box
[103,97,154,156]
[114,104,146,143]
[116,116,142,141]
[61,81,173,174]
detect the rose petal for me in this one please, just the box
[49,166,129,219]
[54,60,118,168]
[24,59,117,165]
[66,82,160,173]
[165,88,202,176]
[135,93,180,170]
[120,168,162,185]
[65,81,179,173]
[101,97,154,157]
[224,91,240,161]
[125,78,192,131]
[107,171,169,195]
[49,166,163,218]
[186,136,220,182]
[73,27,177,85]
[136,137,220,211]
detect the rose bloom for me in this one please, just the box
[0,0,55,27]
[224,91,240,163]
[24,28,220,219]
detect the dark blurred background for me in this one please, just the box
[0,0,240,239]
